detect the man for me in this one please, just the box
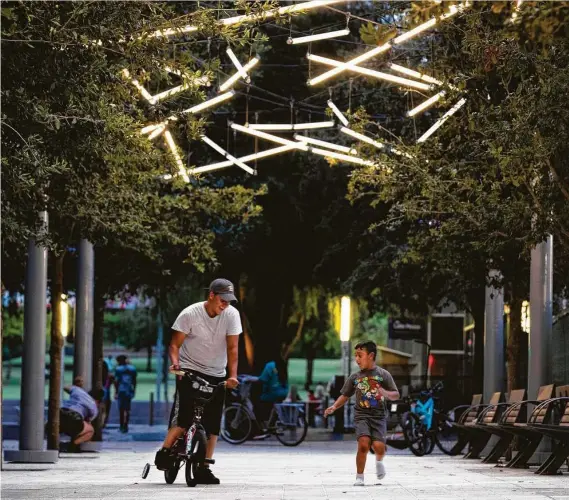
[154,278,241,485]
[60,376,98,451]
[114,354,137,433]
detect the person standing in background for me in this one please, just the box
[114,355,137,433]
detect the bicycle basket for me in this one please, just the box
[274,403,304,426]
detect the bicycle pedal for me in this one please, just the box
[204,458,215,465]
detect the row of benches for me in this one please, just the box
[452,384,569,475]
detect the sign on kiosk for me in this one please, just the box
[388,317,426,340]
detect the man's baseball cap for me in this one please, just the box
[209,278,237,302]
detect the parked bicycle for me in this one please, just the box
[389,382,460,456]
[141,369,226,487]
[220,375,308,446]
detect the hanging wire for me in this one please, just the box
[254,111,259,174]
[348,78,353,113]
[290,96,295,126]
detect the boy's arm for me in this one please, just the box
[380,372,400,401]
[324,395,349,416]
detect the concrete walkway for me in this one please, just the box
[2,438,568,500]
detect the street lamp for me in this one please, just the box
[340,296,351,379]
[60,295,69,401]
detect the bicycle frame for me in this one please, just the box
[411,396,435,430]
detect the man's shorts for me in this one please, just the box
[60,408,84,439]
[117,392,132,411]
[355,416,387,443]
[168,370,226,436]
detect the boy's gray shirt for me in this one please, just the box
[340,366,397,420]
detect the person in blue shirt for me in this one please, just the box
[257,360,288,403]
[60,376,98,450]
[114,355,137,433]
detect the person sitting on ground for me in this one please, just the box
[60,376,98,451]
[324,341,399,487]
[114,354,137,433]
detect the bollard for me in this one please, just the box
[149,392,154,426]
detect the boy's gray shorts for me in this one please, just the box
[355,417,387,443]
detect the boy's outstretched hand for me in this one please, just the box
[324,406,336,417]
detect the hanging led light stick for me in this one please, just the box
[294,134,357,154]
[164,130,190,183]
[307,3,468,86]
[249,121,335,131]
[511,0,524,20]
[288,28,350,45]
[340,127,385,149]
[388,64,443,86]
[407,91,446,117]
[307,54,432,91]
[219,57,260,92]
[226,48,252,83]
[417,98,467,143]
[201,135,255,175]
[181,91,235,114]
[327,100,349,126]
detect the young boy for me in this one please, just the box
[324,341,399,486]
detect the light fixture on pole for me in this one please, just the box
[60,294,69,402]
[417,98,467,143]
[288,28,350,45]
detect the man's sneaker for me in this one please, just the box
[154,448,176,471]
[194,467,220,485]
[354,476,365,486]
[376,460,386,480]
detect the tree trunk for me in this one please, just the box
[91,291,106,441]
[47,253,64,450]
[146,344,152,372]
[506,293,524,393]
[305,356,314,390]
[281,315,305,360]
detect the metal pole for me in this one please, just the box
[483,270,505,403]
[74,239,94,390]
[341,340,351,379]
[4,212,58,463]
[155,308,163,405]
[529,236,553,399]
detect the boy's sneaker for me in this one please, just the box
[354,475,365,486]
[376,460,386,480]
[194,467,221,485]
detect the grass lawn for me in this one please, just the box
[2,357,342,402]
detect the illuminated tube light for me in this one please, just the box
[294,134,357,155]
[308,54,431,91]
[151,1,349,39]
[310,147,375,167]
[308,3,468,86]
[308,43,392,86]
[122,69,153,102]
[391,147,415,159]
[147,124,166,140]
[182,91,235,114]
[201,135,255,175]
[340,296,351,341]
[231,123,309,151]
[327,100,349,126]
[288,28,350,45]
[340,127,384,149]
[226,49,251,83]
[191,145,297,174]
[512,0,524,20]
[163,130,190,183]
[150,77,210,105]
[417,98,467,143]
[219,57,260,92]
[141,123,163,135]
[407,91,446,117]
[389,64,442,86]
[249,121,335,131]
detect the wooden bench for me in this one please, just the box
[528,384,569,475]
[461,391,502,459]
[494,384,555,468]
[452,394,483,456]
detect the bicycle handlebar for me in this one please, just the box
[169,369,226,389]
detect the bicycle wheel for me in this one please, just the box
[402,412,431,457]
[221,404,253,444]
[434,409,462,455]
[185,430,206,487]
[164,461,180,484]
[274,408,308,447]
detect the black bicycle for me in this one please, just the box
[141,369,226,487]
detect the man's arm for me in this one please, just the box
[169,330,186,369]
[226,335,239,389]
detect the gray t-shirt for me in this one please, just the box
[172,301,242,377]
[341,366,397,420]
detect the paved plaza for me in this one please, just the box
[2,434,569,500]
